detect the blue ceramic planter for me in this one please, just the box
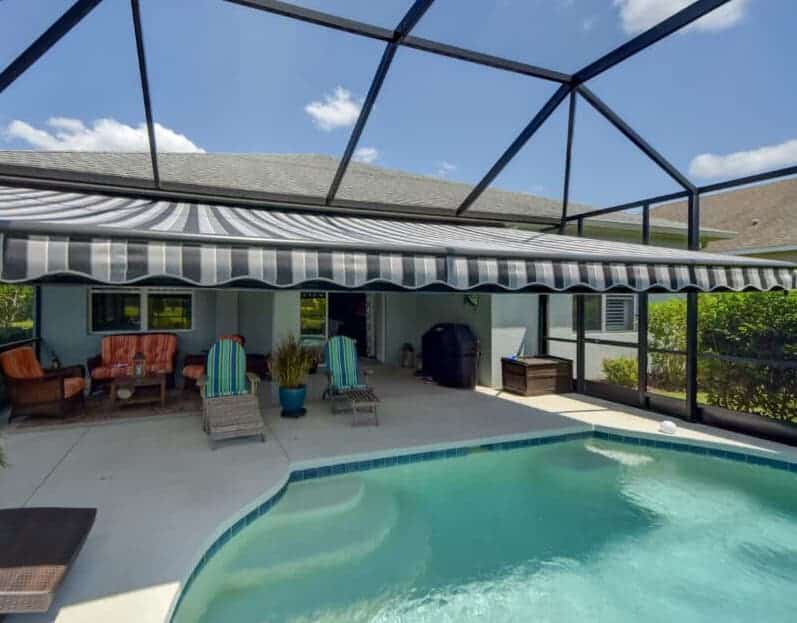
[279,385,307,413]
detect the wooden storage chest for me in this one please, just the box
[501,356,573,396]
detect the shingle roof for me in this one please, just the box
[653,177,797,253]
[0,150,716,234]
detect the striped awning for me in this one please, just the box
[0,185,794,293]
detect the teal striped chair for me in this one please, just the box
[199,339,265,448]
[324,336,379,426]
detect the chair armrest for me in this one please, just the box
[197,374,207,399]
[246,372,260,395]
[86,354,102,375]
[183,353,206,367]
[44,364,85,379]
[6,375,65,404]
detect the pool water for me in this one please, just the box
[174,440,797,623]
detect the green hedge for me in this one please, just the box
[601,293,797,422]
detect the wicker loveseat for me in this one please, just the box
[0,346,86,420]
[87,333,178,393]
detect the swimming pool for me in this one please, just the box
[173,437,797,622]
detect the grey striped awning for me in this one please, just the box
[0,185,794,293]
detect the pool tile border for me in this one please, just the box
[171,428,797,620]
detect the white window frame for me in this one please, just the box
[88,287,195,334]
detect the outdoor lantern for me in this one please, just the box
[133,352,146,378]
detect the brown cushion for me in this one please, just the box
[0,507,96,614]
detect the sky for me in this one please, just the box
[0,0,795,211]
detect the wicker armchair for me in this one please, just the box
[0,346,85,420]
[198,340,264,449]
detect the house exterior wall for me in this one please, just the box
[40,286,547,391]
[238,291,273,355]
[490,294,539,386]
[413,293,493,387]
[271,291,300,350]
[38,285,217,379]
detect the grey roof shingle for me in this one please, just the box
[653,177,797,252]
[0,150,719,234]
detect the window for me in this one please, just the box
[300,292,327,341]
[91,291,142,332]
[571,295,635,333]
[89,289,192,333]
[148,293,192,331]
[605,295,635,332]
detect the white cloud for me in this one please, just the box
[4,117,204,153]
[352,146,379,164]
[304,87,361,131]
[690,138,797,179]
[582,17,596,32]
[614,0,748,35]
[434,161,456,178]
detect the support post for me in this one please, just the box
[575,217,586,392]
[686,193,700,421]
[637,204,650,407]
[558,91,577,233]
[34,285,42,360]
[538,294,548,356]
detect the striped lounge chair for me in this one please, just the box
[324,336,379,426]
[199,339,265,448]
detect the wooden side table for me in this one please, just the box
[111,374,167,408]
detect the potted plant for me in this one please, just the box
[273,334,315,417]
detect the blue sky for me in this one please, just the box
[0,0,795,210]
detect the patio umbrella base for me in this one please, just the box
[281,408,307,418]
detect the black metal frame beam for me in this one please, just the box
[558,91,577,232]
[130,0,159,186]
[573,0,734,84]
[564,190,690,222]
[326,0,434,204]
[637,204,650,408]
[698,163,797,194]
[577,86,695,192]
[0,0,104,95]
[224,0,571,84]
[456,84,571,216]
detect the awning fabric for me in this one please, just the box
[0,185,794,293]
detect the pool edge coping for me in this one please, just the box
[165,424,797,622]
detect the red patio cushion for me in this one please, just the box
[139,334,177,370]
[0,346,45,380]
[100,335,139,368]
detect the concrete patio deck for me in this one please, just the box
[2,365,796,623]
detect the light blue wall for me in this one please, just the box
[238,291,273,355]
[39,286,217,383]
[414,293,493,386]
[490,294,539,386]
[382,292,418,367]
[214,291,239,337]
